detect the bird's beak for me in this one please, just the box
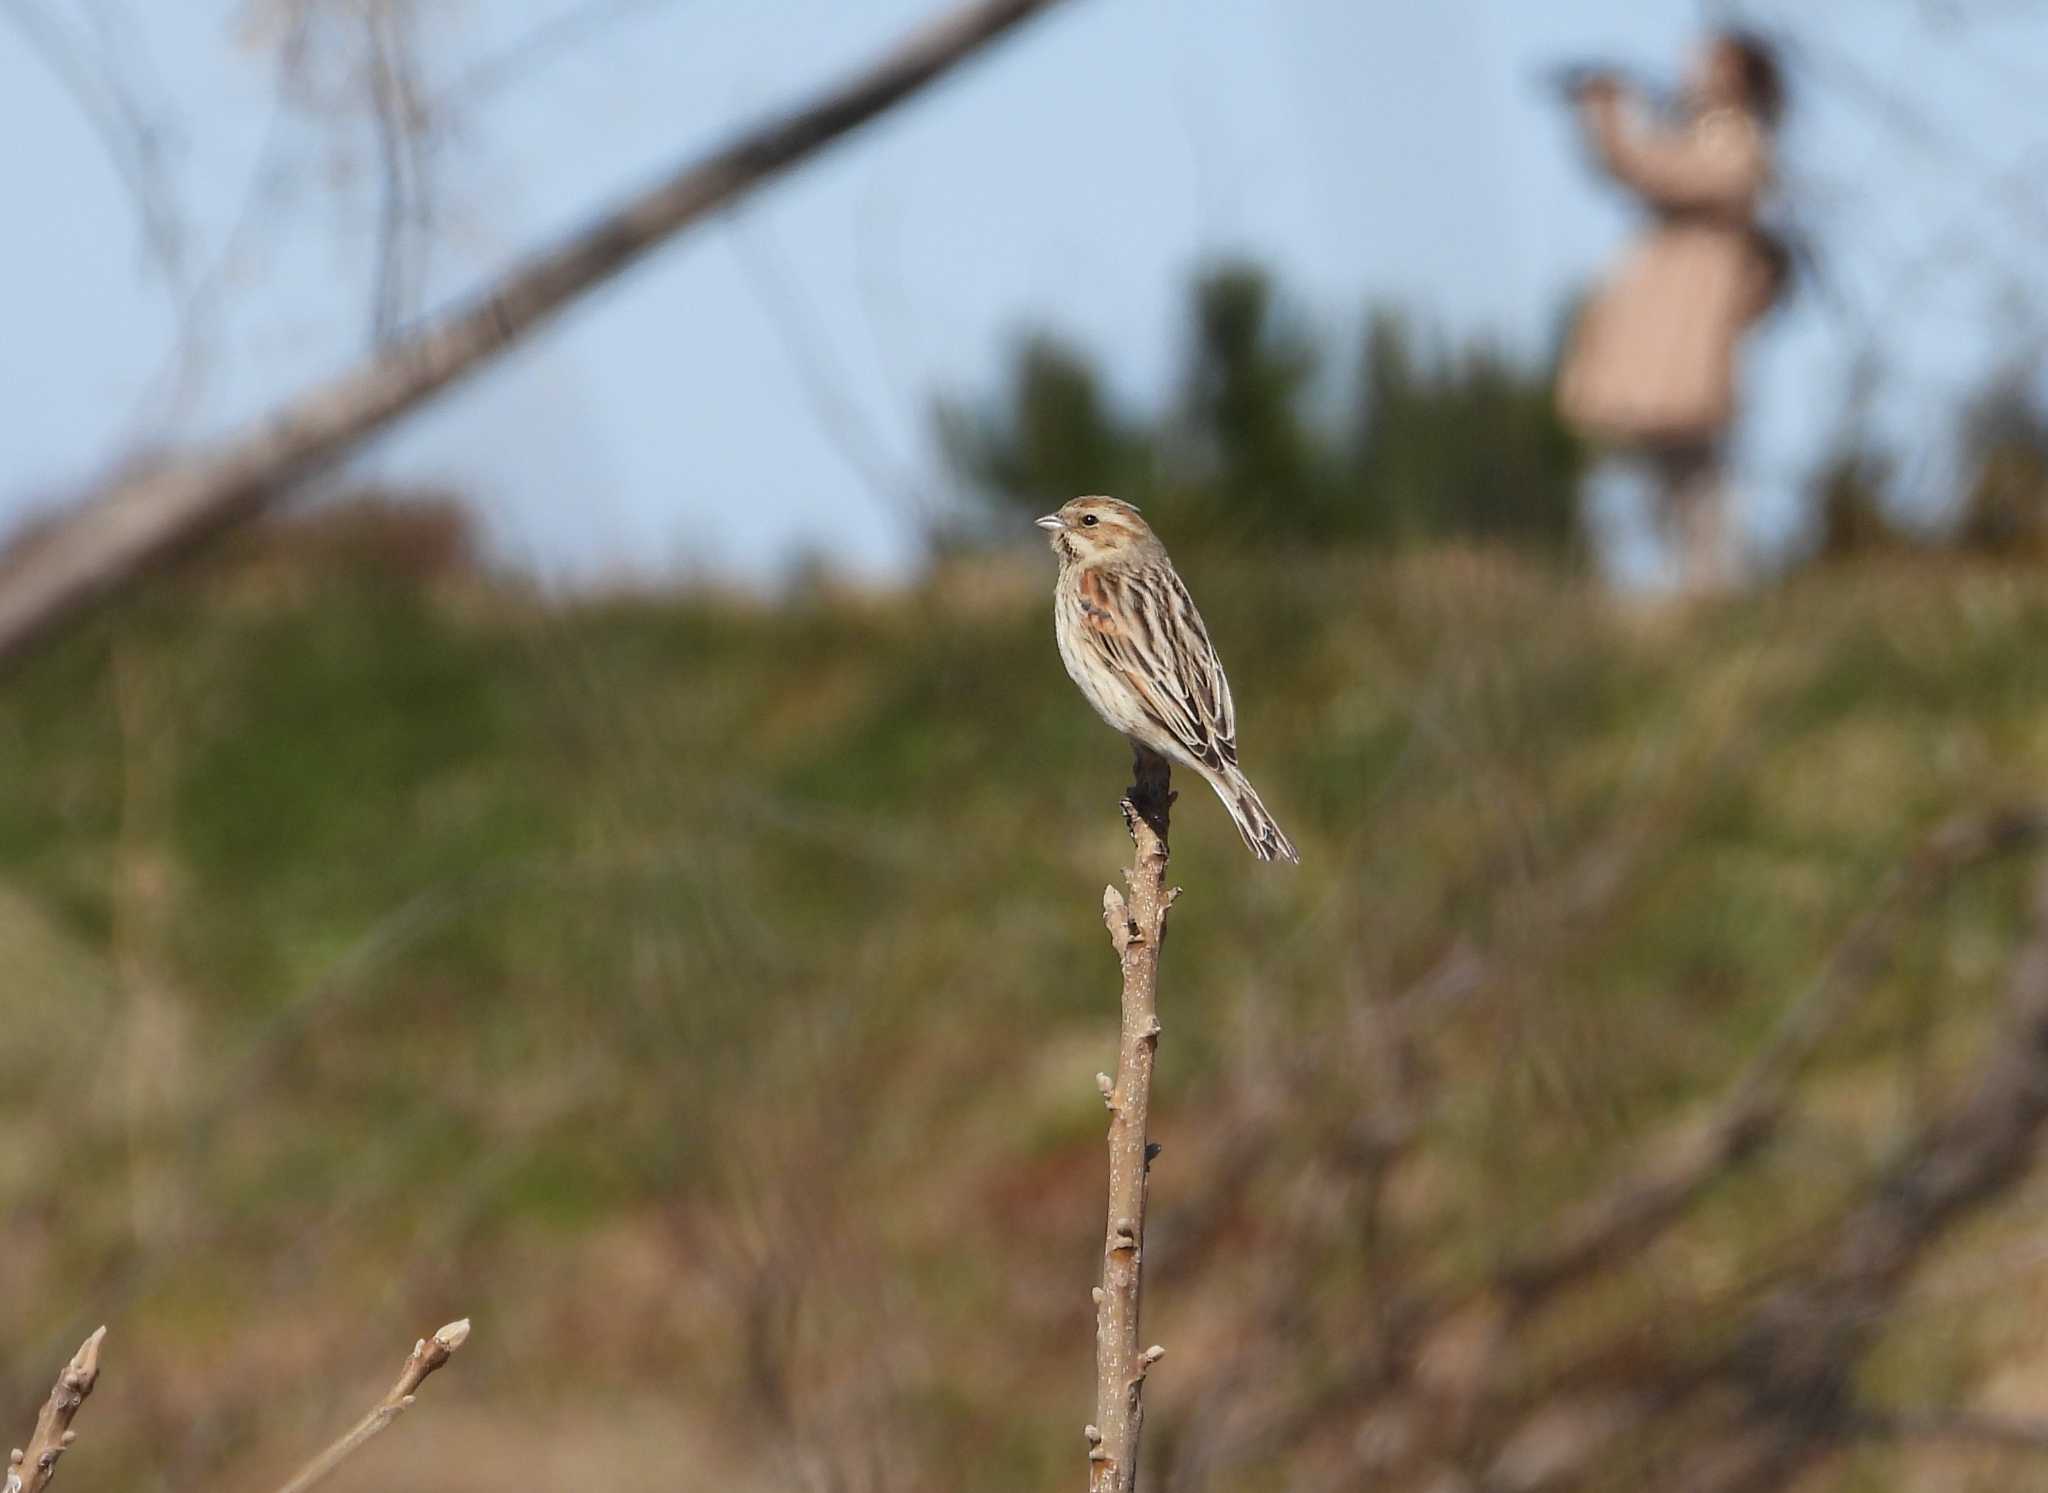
[1034,514,1065,532]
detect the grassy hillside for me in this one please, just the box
[6,535,2048,1490]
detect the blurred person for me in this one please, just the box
[1555,31,1788,595]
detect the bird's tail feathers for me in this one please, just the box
[1211,767,1300,865]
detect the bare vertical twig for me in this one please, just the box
[110,631,191,1252]
[269,1318,470,1493]
[364,0,432,347]
[7,1326,105,1493]
[1087,747,1175,1493]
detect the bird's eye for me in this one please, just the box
[1081,514,1099,527]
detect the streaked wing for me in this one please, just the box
[1077,564,1239,772]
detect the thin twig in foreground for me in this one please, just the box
[6,1327,104,1493]
[1086,747,1175,1493]
[271,1318,471,1493]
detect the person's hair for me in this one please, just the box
[1718,29,1786,127]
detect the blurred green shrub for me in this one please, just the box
[1957,379,2048,559]
[1810,357,2048,565]
[937,259,1588,554]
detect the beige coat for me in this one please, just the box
[1557,101,1776,447]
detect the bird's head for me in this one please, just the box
[1034,496,1160,566]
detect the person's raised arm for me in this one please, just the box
[1579,86,1766,216]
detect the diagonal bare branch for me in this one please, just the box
[0,0,1076,669]
[1477,859,2048,1493]
[1496,803,2048,1307]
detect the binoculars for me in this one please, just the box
[1537,63,1677,113]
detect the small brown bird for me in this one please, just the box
[1037,496,1299,863]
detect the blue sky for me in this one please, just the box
[5,1,2048,582]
